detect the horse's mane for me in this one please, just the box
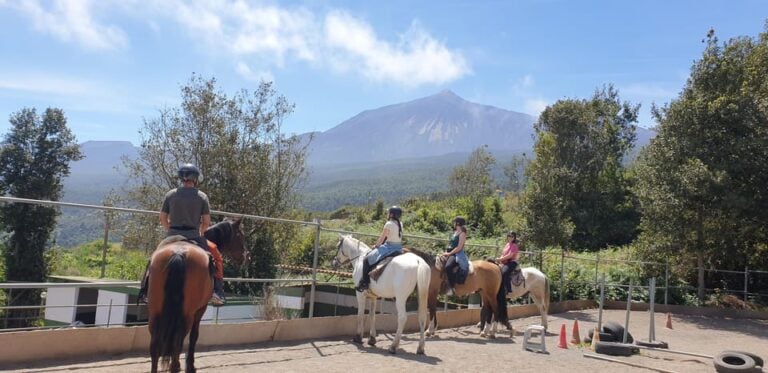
[404,247,436,267]
[205,220,234,244]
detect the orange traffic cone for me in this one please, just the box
[558,323,568,349]
[590,326,600,350]
[571,319,581,344]
[665,313,673,329]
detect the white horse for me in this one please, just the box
[332,234,431,354]
[480,266,550,331]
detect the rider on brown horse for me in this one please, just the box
[138,163,226,305]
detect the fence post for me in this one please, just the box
[559,248,565,302]
[107,299,113,327]
[308,219,321,319]
[744,266,749,302]
[664,259,669,306]
[100,207,111,278]
[594,252,600,293]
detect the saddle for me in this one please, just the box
[510,268,525,288]
[369,255,398,281]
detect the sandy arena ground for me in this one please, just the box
[3,309,767,372]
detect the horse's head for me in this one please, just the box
[205,218,248,266]
[332,234,350,269]
[332,234,368,269]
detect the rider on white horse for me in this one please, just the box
[355,206,404,292]
[497,231,520,294]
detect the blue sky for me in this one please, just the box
[1,0,766,145]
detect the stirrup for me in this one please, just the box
[211,293,225,306]
[355,282,369,292]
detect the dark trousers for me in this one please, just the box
[501,262,519,293]
[445,255,458,286]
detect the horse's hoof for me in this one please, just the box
[488,334,496,339]
[388,346,397,354]
[417,347,425,355]
[480,332,487,338]
[353,335,363,344]
[367,336,376,346]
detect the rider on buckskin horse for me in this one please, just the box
[138,163,226,306]
[355,206,405,292]
[497,231,520,294]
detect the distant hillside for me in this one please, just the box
[307,90,537,165]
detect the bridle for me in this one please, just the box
[334,236,362,266]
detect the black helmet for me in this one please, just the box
[388,206,403,219]
[453,216,466,226]
[178,163,201,182]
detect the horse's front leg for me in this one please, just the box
[389,297,407,354]
[368,297,377,346]
[354,291,365,344]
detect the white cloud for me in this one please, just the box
[235,62,274,83]
[324,12,470,86]
[0,73,94,95]
[524,98,549,116]
[5,0,470,87]
[9,0,128,51]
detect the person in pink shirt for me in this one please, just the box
[496,231,520,294]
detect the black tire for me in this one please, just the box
[584,330,615,343]
[720,351,763,370]
[713,351,757,373]
[594,341,639,357]
[602,321,634,343]
[635,340,669,349]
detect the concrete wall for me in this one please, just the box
[2,300,765,365]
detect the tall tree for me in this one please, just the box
[0,108,82,327]
[634,27,768,301]
[449,145,496,199]
[122,75,310,287]
[503,153,529,194]
[523,86,640,250]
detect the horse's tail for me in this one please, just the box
[416,258,431,320]
[495,277,509,327]
[151,251,188,369]
[544,274,551,314]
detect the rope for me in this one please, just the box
[276,264,353,278]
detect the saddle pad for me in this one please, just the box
[510,270,525,288]
[369,256,395,282]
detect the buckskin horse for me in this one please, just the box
[407,249,510,339]
[332,234,431,354]
[148,218,246,373]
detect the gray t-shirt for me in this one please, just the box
[161,187,210,239]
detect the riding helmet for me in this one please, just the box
[388,206,403,219]
[453,216,466,226]
[178,163,201,182]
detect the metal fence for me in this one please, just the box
[1,195,766,332]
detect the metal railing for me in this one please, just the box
[1,195,766,332]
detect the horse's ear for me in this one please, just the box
[232,217,242,227]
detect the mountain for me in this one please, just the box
[306,90,537,165]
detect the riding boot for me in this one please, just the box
[211,278,226,306]
[137,260,151,304]
[356,259,372,292]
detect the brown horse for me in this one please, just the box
[148,218,246,373]
[406,249,509,338]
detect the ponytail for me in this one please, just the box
[396,218,402,238]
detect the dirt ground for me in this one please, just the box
[3,309,767,373]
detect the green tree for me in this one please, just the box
[449,145,496,199]
[122,75,310,288]
[523,86,639,251]
[0,108,82,327]
[634,27,768,301]
[503,153,529,194]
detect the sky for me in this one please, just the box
[0,0,766,145]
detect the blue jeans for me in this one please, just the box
[366,242,403,265]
